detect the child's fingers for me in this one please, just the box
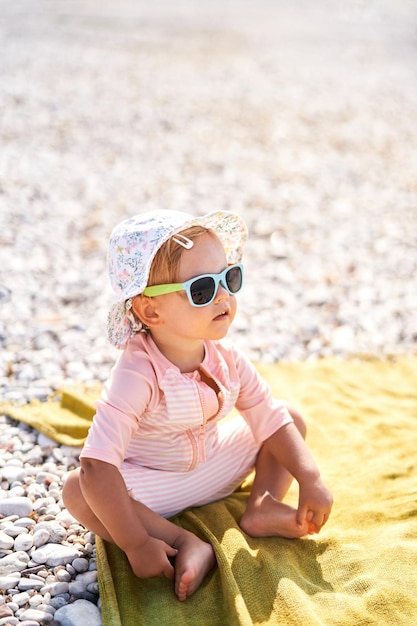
[162,560,175,580]
[296,504,309,526]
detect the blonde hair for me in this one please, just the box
[147,225,216,286]
[130,225,217,330]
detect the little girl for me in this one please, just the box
[63,209,333,602]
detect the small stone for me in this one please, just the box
[14,518,36,530]
[49,596,68,610]
[0,515,19,524]
[45,502,61,516]
[0,466,26,483]
[56,510,77,527]
[41,581,69,596]
[56,569,71,582]
[35,521,66,544]
[32,529,50,547]
[8,485,26,497]
[0,616,18,626]
[54,599,102,626]
[74,570,97,586]
[38,603,56,615]
[0,604,13,619]
[31,544,81,567]
[65,564,75,576]
[87,582,99,595]
[72,558,89,573]
[0,497,33,518]
[37,433,57,448]
[26,483,47,499]
[9,590,30,606]
[0,551,30,575]
[0,572,21,589]
[0,531,14,550]
[29,594,44,607]
[18,607,54,623]
[5,601,19,612]
[14,533,34,552]
[2,523,29,537]
[18,578,44,591]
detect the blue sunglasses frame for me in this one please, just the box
[143,264,244,307]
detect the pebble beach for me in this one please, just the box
[1,1,416,624]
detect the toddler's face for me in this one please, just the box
[155,232,238,343]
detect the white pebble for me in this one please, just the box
[14,517,36,530]
[9,591,30,606]
[0,531,14,550]
[75,570,97,586]
[18,607,54,623]
[29,593,44,607]
[0,466,26,483]
[35,521,66,543]
[32,529,51,547]
[54,598,102,626]
[0,497,33,518]
[41,581,69,596]
[17,578,44,591]
[45,503,62,516]
[31,543,82,567]
[14,533,34,552]
[26,483,47,499]
[0,617,19,626]
[0,573,20,590]
[8,485,26,497]
[56,568,72,582]
[3,525,29,537]
[0,551,30,575]
[56,509,77,527]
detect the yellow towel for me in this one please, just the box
[2,358,417,625]
[96,357,417,626]
[0,384,101,447]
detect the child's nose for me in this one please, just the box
[215,282,229,301]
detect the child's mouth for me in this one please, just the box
[214,310,229,321]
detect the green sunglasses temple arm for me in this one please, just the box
[142,283,184,297]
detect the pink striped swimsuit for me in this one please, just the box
[80,333,293,518]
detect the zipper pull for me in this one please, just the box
[198,423,206,463]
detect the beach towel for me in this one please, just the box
[2,357,417,625]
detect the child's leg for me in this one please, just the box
[240,406,313,539]
[63,469,215,601]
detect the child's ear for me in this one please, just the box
[132,295,161,328]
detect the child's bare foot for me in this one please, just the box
[240,493,313,539]
[172,532,216,601]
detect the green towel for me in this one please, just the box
[2,358,417,625]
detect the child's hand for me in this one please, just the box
[296,476,333,533]
[126,536,178,580]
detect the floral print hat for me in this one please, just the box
[107,209,248,348]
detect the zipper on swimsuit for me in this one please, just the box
[185,424,206,469]
[186,367,222,470]
[186,429,198,470]
[197,423,206,463]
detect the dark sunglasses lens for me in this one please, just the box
[190,277,215,305]
[226,266,242,293]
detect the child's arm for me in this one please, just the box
[267,422,333,532]
[79,457,177,579]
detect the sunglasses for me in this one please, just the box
[143,264,243,307]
